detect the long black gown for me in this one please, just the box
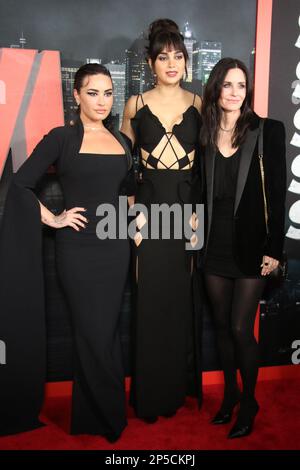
[0,123,132,437]
[130,94,203,418]
[56,152,130,436]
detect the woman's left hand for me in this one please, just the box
[260,255,279,276]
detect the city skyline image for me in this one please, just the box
[61,24,224,125]
[0,0,257,124]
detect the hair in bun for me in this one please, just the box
[148,19,182,42]
[146,18,189,77]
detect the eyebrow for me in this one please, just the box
[223,81,246,84]
[87,88,113,92]
[159,50,183,55]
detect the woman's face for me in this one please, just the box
[74,73,113,122]
[218,67,247,112]
[151,46,186,85]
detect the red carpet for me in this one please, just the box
[0,378,299,450]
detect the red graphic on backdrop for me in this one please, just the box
[0,48,64,178]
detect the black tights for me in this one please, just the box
[204,274,266,407]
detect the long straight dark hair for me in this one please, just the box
[200,58,255,149]
[73,63,114,131]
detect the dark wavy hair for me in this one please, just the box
[200,58,254,148]
[73,63,113,130]
[146,19,189,79]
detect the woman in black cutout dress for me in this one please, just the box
[0,64,135,440]
[122,19,203,420]
[201,58,286,438]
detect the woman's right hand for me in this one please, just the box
[51,207,88,231]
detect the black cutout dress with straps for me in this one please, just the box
[129,94,203,418]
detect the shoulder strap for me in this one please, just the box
[135,94,145,113]
[258,118,264,156]
[135,95,139,114]
[258,118,269,234]
[192,93,197,106]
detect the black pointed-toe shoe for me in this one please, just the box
[228,399,259,439]
[228,422,254,439]
[211,392,241,425]
[162,411,177,418]
[211,409,235,425]
[105,432,121,443]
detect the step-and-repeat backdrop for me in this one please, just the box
[0,0,299,379]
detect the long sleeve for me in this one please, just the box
[0,127,63,435]
[13,127,63,189]
[263,120,286,260]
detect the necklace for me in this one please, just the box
[219,124,235,132]
[84,125,103,131]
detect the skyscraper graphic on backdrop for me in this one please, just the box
[61,59,82,123]
[86,58,101,64]
[5,26,223,123]
[104,61,126,127]
[193,41,222,84]
[183,22,196,82]
[125,34,154,101]
[10,32,27,49]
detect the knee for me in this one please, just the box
[231,324,254,345]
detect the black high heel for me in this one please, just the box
[104,432,121,443]
[211,390,241,425]
[228,398,259,439]
[162,411,176,418]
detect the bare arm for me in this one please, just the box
[194,94,202,113]
[120,95,137,146]
[121,96,139,206]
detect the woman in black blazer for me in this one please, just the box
[200,58,286,438]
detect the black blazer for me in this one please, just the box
[203,113,286,275]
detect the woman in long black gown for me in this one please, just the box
[121,19,203,421]
[0,64,134,441]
